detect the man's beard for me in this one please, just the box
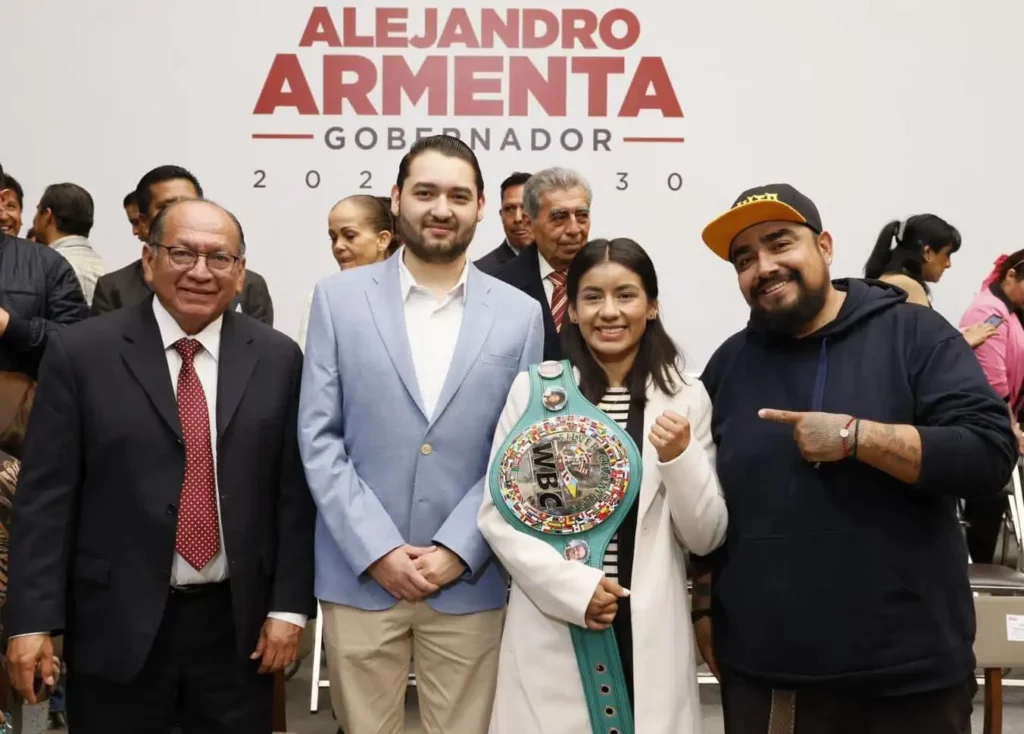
[398,213,474,264]
[748,272,829,336]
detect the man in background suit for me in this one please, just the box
[300,135,543,734]
[492,167,592,360]
[474,171,533,276]
[92,165,275,326]
[123,189,145,243]
[6,198,316,733]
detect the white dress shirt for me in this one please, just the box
[397,249,468,419]
[153,299,306,628]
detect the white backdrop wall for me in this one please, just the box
[2,0,1022,369]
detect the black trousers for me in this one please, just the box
[67,583,273,734]
[721,673,975,734]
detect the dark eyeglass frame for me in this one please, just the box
[151,243,241,273]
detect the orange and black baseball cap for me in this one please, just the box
[702,184,823,261]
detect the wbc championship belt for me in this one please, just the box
[489,359,641,734]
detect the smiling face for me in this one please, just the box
[142,200,245,334]
[729,221,833,335]
[0,193,22,237]
[392,150,483,265]
[568,259,657,363]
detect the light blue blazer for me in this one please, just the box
[298,254,544,614]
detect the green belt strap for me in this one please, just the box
[489,359,642,734]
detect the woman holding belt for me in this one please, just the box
[478,238,727,733]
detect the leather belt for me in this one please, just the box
[170,581,228,596]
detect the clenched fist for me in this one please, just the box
[648,410,691,462]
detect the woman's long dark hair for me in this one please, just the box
[863,214,961,286]
[561,238,682,404]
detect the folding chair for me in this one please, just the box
[969,460,1024,734]
[309,602,418,714]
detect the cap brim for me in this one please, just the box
[701,201,808,261]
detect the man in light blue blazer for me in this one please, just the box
[299,135,543,734]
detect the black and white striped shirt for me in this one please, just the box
[597,387,630,581]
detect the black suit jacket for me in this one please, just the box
[491,245,562,361]
[91,259,275,327]
[6,299,315,682]
[474,240,519,277]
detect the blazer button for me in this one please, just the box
[420,443,433,456]
[166,504,178,516]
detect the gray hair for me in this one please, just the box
[147,198,246,255]
[522,167,593,220]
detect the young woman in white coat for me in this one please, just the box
[478,237,728,734]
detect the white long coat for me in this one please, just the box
[478,369,728,734]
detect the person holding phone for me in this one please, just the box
[959,249,1024,563]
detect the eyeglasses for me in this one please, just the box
[152,244,240,273]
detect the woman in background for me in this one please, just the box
[297,195,394,351]
[865,214,996,348]
[479,238,727,733]
[959,250,1024,563]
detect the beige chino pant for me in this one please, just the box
[321,600,503,734]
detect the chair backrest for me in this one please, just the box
[1010,460,1024,571]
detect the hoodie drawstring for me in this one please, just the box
[812,339,829,412]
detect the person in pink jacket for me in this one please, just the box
[959,249,1024,562]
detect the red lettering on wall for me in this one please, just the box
[522,10,559,48]
[342,7,374,47]
[438,9,480,48]
[618,57,683,117]
[376,8,409,48]
[253,53,685,119]
[454,57,504,115]
[508,57,567,116]
[571,58,625,116]
[562,10,598,49]
[410,8,439,49]
[599,9,641,51]
[299,7,341,47]
[480,9,519,48]
[381,56,447,115]
[323,55,378,114]
[253,54,319,114]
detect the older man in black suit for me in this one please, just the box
[6,198,315,733]
[491,167,592,360]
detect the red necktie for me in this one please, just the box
[173,338,220,571]
[549,270,568,333]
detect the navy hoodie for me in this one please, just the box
[700,278,1016,696]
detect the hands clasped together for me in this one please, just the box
[369,544,466,602]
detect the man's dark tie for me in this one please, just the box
[173,338,220,571]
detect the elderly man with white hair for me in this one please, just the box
[492,167,593,360]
